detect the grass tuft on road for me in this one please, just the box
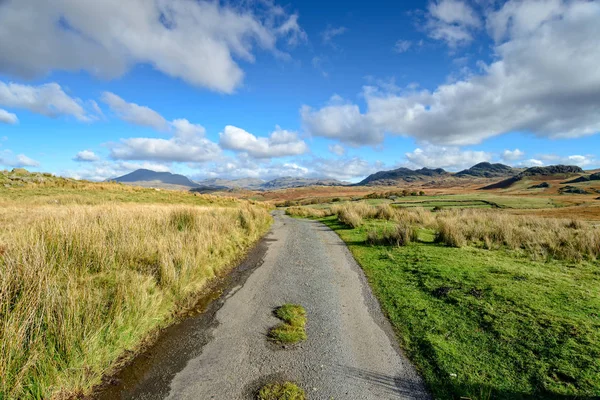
[268,304,307,344]
[257,382,305,400]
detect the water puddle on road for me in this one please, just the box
[91,238,273,400]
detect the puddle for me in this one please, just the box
[90,237,271,400]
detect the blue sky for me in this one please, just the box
[0,0,599,182]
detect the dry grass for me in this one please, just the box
[433,209,600,261]
[0,202,271,399]
[289,202,600,262]
[367,224,418,247]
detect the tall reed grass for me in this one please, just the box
[286,202,600,262]
[0,203,271,399]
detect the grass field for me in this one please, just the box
[288,203,600,399]
[0,172,272,399]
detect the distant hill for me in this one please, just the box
[109,169,200,189]
[480,165,584,190]
[260,177,345,189]
[196,178,265,190]
[358,167,449,186]
[193,176,345,191]
[456,162,516,178]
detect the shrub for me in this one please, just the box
[367,224,417,246]
[435,218,467,247]
[338,208,363,228]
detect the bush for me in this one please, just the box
[367,224,417,246]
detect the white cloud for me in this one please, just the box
[0,150,40,168]
[394,40,412,53]
[102,92,168,130]
[101,93,220,163]
[321,26,347,46]
[303,1,600,146]
[502,148,525,161]
[0,0,305,94]
[301,96,383,146]
[0,81,93,121]
[0,108,18,124]
[538,154,597,168]
[64,161,171,181]
[427,0,481,47]
[328,144,346,156]
[110,135,220,163]
[73,150,100,162]
[520,159,544,167]
[308,157,384,181]
[193,155,311,180]
[404,145,491,171]
[486,0,564,42]
[219,125,308,158]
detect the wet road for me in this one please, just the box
[98,211,429,399]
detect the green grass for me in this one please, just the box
[268,304,307,344]
[391,194,558,209]
[321,216,600,399]
[257,382,306,400]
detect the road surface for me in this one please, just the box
[99,211,429,399]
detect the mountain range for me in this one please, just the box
[109,162,590,191]
[109,169,346,191]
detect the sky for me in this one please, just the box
[0,0,599,183]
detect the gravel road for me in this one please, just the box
[100,211,429,399]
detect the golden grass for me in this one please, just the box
[0,202,271,399]
[288,202,600,262]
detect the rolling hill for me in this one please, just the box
[109,169,200,189]
[455,162,517,178]
[358,167,449,186]
[480,165,585,190]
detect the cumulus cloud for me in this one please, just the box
[426,0,481,47]
[301,96,383,146]
[328,144,346,156]
[110,134,220,163]
[502,148,525,161]
[308,157,384,181]
[0,0,305,93]
[393,40,412,53]
[0,81,93,121]
[0,108,18,124]
[102,92,168,130]
[0,150,40,168]
[538,154,597,168]
[219,125,309,158]
[303,1,600,146]
[73,150,100,162]
[193,155,310,180]
[404,145,492,170]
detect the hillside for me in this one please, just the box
[358,167,449,186]
[110,169,199,189]
[260,176,345,189]
[196,178,265,190]
[455,162,516,178]
[481,165,585,190]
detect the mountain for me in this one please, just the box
[357,167,449,186]
[109,169,200,189]
[456,162,516,178]
[480,165,584,190]
[196,178,265,190]
[260,177,345,189]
